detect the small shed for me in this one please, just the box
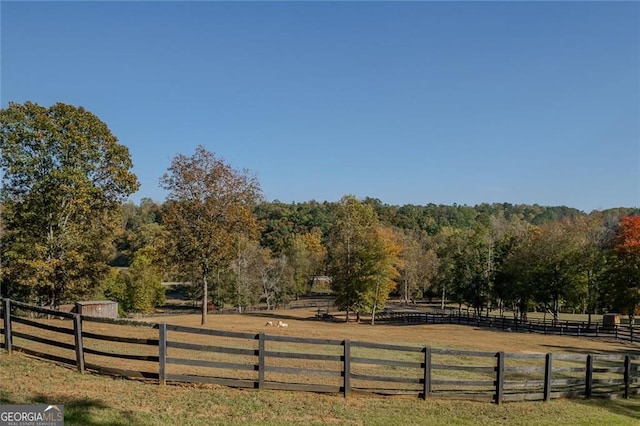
[603,313,620,330]
[75,301,118,319]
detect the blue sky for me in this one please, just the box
[2,1,639,212]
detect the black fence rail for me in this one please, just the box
[2,298,639,404]
[3,299,160,380]
[375,309,639,342]
[81,314,160,380]
[157,296,335,316]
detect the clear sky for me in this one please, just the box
[2,1,639,212]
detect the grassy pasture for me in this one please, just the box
[3,307,640,424]
[154,309,640,399]
[7,307,640,389]
[2,351,640,425]
[146,307,635,353]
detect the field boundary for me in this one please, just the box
[375,308,640,343]
[2,298,640,404]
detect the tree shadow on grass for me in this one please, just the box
[575,397,640,421]
[0,393,143,426]
[541,344,640,357]
[243,311,332,323]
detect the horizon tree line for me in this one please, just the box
[1,101,639,325]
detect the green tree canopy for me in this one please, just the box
[284,230,327,297]
[500,220,585,324]
[100,247,166,315]
[327,195,400,322]
[0,101,139,306]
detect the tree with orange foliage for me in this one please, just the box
[613,216,640,255]
[608,216,640,324]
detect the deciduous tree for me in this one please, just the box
[607,215,640,324]
[160,146,261,324]
[514,220,584,324]
[327,195,400,322]
[284,231,327,297]
[0,102,139,306]
[100,247,165,314]
[230,236,264,312]
[367,226,402,325]
[397,231,439,304]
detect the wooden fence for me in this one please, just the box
[158,296,335,316]
[2,298,639,404]
[375,309,640,343]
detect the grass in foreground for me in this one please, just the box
[1,351,639,426]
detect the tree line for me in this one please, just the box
[1,102,639,326]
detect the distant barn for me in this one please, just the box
[75,301,118,318]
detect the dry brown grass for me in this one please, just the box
[7,307,640,398]
[146,307,640,356]
[4,307,640,424]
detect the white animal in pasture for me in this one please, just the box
[265,321,273,326]
[277,320,289,328]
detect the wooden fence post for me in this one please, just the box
[624,355,630,399]
[343,340,351,398]
[422,346,432,400]
[258,332,265,390]
[585,354,593,398]
[495,352,504,405]
[544,353,553,401]
[159,323,167,386]
[2,299,11,354]
[73,314,85,373]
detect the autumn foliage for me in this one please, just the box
[612,215,640,257]
[608,215,640,320]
